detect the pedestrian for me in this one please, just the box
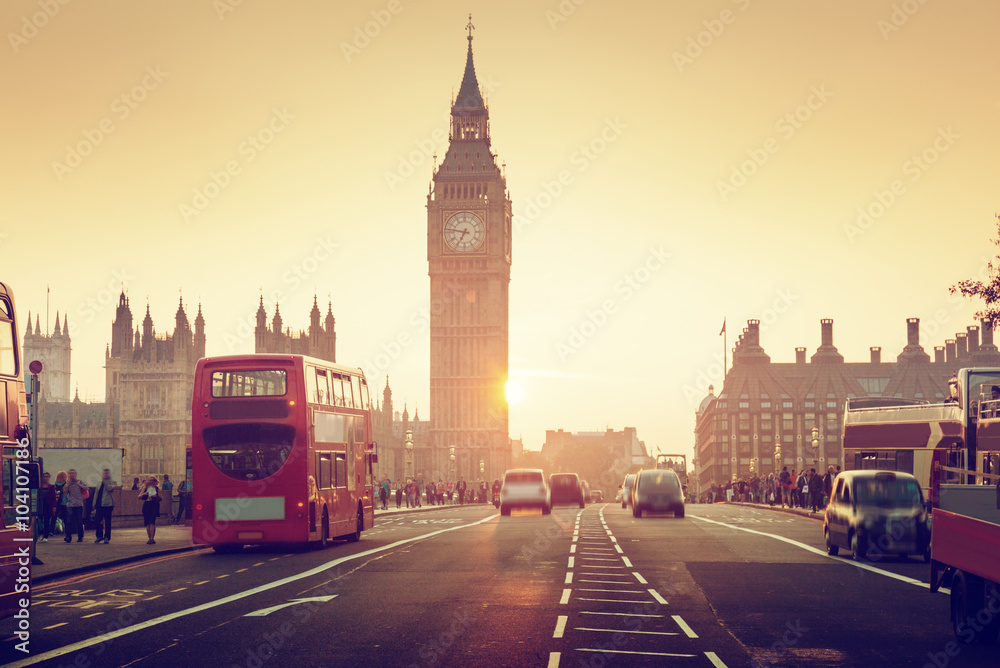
[54,471,69,535]
[173,479,188,524]
[62,469,88,543]
[809,468,823,513]
[456,477,467,505]
[436,480,445,505]
[131,477,140,490]
[139,476,161,544]
[161,474,174,522]
[426,479,436,506]
[379,481,388,510]
[93,468,117,543]
[823,466,835,507]
[795,469,807,508]
[779,466,791,507]
[394,479,403,508]
[38,472,57,542]
[446,480,454,504]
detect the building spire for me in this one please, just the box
[454,14,484,113]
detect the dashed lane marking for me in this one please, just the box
[621,557,633,567]
[553,615,567,639]
[648,589,668,605]
[672,615,698,638]
[560,589,571,605]
[170,588,186,593]
[577,598,649,603]
[42,623,68,630]
[579,611,665,618]
[577,648,697,658]
[80,613,103,619]
[548,651,561,667]
[565,573,573,584]
[575,627,679,636]
[632,572,647,584]
[706,651,729,667]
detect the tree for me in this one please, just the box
[951,215,1000,325]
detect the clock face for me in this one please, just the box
[444,212,485,252]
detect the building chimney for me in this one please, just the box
[934,346,945,364]
[957,332,968,358]
[821,319,833,347]
[907,318,920,347]
[796,347,806,364]
[946,339,957,363]
[870,347,881,364]
[983,319,996,350]
[968,326,980,354]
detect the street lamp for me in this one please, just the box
[449,445,456,481]
[811,427,820,470]
[405,429,414,480]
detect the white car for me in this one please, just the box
[499,468,551,516]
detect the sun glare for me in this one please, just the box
[505,380,524,405]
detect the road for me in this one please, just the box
[2,503,995,667]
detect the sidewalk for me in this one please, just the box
[32,503,468,583]
[723,500,826,521]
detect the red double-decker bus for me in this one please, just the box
[0,280,32,620]
[191,354,377,553]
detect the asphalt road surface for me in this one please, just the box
[2,503,995,667]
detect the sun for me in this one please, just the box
[505,379,525,405]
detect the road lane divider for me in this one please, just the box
[688,513,941,592]
[7,513,500,668]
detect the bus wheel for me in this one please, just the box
[318,510,330,549]
[213,544,242,554]
[345,504,362,543]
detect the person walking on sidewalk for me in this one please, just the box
[63,469,88,543]
[161,474,174,522]
[54,471,69,536]
[173,479,188,524]
[139,476,161,545]
[38,472,56,542]
[93,469,117,543]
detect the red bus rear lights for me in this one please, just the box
[297,501,305,508]
[289,400,296,407]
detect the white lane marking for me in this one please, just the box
[621,557,633,567]
[570,544,577,554]
[572,536,578,543]
[8,513,500,668]
[632,572,648,584]
[706,651,730,667]
[609,536,618,543]
[547,652,561,668]
[568,556,575,568]
[614,544,624,554]
[565,572,574,584]
[580,572,628,576]
[576,627,679,636]
[560,589,572,604]
[245,595,338,617]
[577,588,645,593]
[577,648,697,658]
[581,611,664,618]
[672,615,698,638]
[553,616,568,639]
[581,557,621,562]
[578,598,650,603]
[581,579,634,584]
[648,589,668,605]
[689,514,935,590]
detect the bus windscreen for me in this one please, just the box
[212,369,287,397]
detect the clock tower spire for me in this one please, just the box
[427,19,513,482]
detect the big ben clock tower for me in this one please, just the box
[427,18,512,482]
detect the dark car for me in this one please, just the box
[549,473,585,508]
[620,473,636,508]
[631,469,684,518]
[823,470,930,562]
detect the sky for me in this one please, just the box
[2,1,998,463]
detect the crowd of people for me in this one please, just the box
[702,465,842,513]
[37,469,191,545]
[375,476,503,510]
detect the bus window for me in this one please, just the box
[315,369,330,405]
[212,369,287,397]
[203,423,295,481]
[335,453,347,488]
[351,377,363,411]
[360,378,371,411]
[317,453,332,489]
[342,376,355,409]
[0,309,17,377]
[331,374,345,407]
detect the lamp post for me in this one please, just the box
[774,441,781,472]
[405,429,414,480]
[449,446,456,481]
[811,427,820,471]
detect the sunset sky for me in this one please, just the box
[2,1,998,462]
